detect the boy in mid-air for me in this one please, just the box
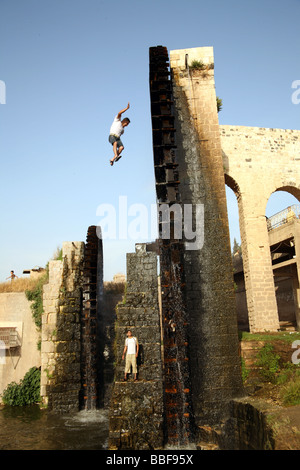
[109,102,130,166]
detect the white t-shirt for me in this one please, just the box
[125,337,138,355]
[110,116,124,137]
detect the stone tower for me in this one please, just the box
[150,46,244,432]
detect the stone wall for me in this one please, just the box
[224,399,274,450]
[41,241,84,412]
[197,398,275,450]
[0,292,41,399]
[108,244,164,450]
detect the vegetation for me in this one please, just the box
[52,246,63,261]
[0,275,44,294]
[216,96,222,113]
[280,374,300,406]
[1,367,41,406]
[256,343,281,383]
[187,59,222,113]
[240,330,300,345]
[103,281,125,296]
[190,59,205,70]
[232,238,242,257]
[241,356,250,382]
[240,331,300,407]
[25,272,49,330]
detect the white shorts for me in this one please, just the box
[125,354,137,374]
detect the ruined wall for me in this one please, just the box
[41,225,108,412]
[221,125,300,331]
[169,47,244,425]
[220,398,275,450]
[108,244,164,450]
[41,241,84,412]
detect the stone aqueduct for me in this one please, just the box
[222,125,300,332]
[38,46,300,449]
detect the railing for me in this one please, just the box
[267,204,300,231]
[0,327,21,349]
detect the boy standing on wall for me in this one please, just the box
[109,102,130,166]
[6,270,18,281]
[122,330,139,381]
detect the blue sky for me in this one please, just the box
[0,0,299,282]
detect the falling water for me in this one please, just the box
[163,249,194,447]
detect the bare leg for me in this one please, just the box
[116,146,124,160]
[110,142,118,165]
[110,144,124,165]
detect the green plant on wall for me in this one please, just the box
[1,367,41,406]
[25,272,48,329]
[216,97,222,113]
[25,247,62,330]
[190,59,205,70]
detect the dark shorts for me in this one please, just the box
[109,134,124,148]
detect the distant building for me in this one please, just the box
[22,267,45,279]
[112,273,125,284]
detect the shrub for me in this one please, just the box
[190,59,205,70]
[216,97,223,113]
[280,373,300,406]
[1,367,41,406]
[256,343,281,383]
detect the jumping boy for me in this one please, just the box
[109,102,130,166]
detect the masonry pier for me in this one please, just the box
[41,226,106,413]
[108,244,164,449]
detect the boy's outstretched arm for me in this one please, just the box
[117,102,130,119]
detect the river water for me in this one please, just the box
[0,405,109,450]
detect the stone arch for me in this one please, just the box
[219,126,300,331]
[274,185,300,203]
[224,173,241,199]
[224,173,242,246]
[221,126,300,331]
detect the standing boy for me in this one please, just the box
[122,330,139,381]
[6,270,18,281]
[109,102,130,166]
